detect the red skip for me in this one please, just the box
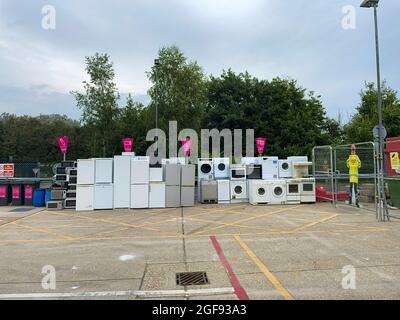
[210,235,249,300]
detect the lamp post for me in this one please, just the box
[360,0,388,221]
[154,59,160,157]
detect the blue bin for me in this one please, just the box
[33,189,46,207]
[45,190,52,204]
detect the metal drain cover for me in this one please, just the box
[176,272,209,286]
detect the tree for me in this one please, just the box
[71,53,120,157]
[345,82,400,143]
[204,70,333,158]
[147,46,208,134]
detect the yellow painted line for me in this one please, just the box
[192,206,302,235]
[234,235,294,300]
[0,210,44,230]
[12,222,74,240]
[291,214,339,233]
[0,227,388,244]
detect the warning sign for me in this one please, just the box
[391,152,400,169]
[0,164,14,178]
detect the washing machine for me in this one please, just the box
[248,180,270,205]
[198,158,214,181]
[300,178,316,203]
[279,160,293,178]
[230,180,248,203]
[259,157,279,180]
[213,158,230,180]
[268,180,287,205]
[286,179,302,204]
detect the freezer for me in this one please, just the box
[77,159,95,185]
[164,164,181,186]
[181,186,195,207]
[131,158,150,184]
[150,167,163,182]
[149,182,166,208]
[94,184,113,210]
[181,165,195,186]
[95,158,113,184]
[130,184,149,209]
[76,185,94,211]
[113,156,131,208]
[166,185,181,208]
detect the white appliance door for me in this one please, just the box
[77,160,95,185]
[131,159,150,184]
[150,167,163,182]
[95,159,113,184]
[149,183,166,208]
[94,184,113,210]
[218,181,230,201]
[76,185,94,211]
[113,156,131,208]
[130,184,149,208]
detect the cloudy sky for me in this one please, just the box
[0,0,399,121]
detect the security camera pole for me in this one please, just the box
[360,0,389,221]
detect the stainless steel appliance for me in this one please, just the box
[200,180,218,204]
[181,165,195,207]
[164,164,181,208]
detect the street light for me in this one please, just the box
[154,59,160,158]
[360,0,388,221]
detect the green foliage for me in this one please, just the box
[147,46,208,133]
[204,70,336,157]
[71,53,120,157]
[345,82,400,142]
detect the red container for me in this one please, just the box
[385,137,400,177]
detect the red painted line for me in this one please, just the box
[210,235,249,300]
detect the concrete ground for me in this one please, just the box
[0,203,399,300]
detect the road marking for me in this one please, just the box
[291,214,338,233]
[210,235,249,300]
[12,222,74,240]
[0,287,234,299]
[234,235,294,300]
[192,206,301,235]
[0,210,44,230]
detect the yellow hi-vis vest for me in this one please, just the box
[347,154,361,184]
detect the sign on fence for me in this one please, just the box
[0,164,14,178]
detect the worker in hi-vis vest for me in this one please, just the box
[347,144,361,207]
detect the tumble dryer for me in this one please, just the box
[279,160,293,178]
[248,180,270,205]
[286,179,302,204]
[268,180,287,205]
[213,158,230,180]
[259,157,279,180]
[230,180,248,203]
[198,159,214,181]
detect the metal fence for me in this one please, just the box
[0,159,57,179]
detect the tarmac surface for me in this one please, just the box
[0,203,399,300]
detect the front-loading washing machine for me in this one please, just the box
[213,158,230,180]
[279,160,293,178]
[198,158,214,181]
[230,180,248,203]
[248,180,270,205]
[286,179,302,204]
[268,180,287,205]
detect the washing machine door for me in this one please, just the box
[234,185,243,196]
[273,185,284,198]
[201,163,212,174]
[217,163,226,172]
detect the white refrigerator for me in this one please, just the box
[76,159,95,211]
[93,158,113,210]
[113,156,131,209]
[130,158,150,208]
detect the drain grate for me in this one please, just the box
[176,272,209,286]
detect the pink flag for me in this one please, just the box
[122,138,135,153]
[56,136,69,154]
[181,138,193,156]
[255,138,267,156]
